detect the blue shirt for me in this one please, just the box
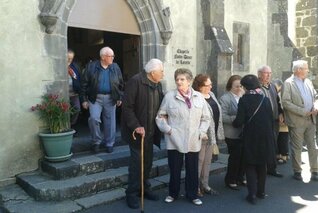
[98,66,111,94]
[294,76,313,112]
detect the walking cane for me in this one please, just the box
[132,130,145,213]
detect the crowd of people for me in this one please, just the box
[68,46,318,208]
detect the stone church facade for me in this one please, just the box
[0,0,317,185]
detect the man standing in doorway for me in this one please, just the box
[258,65,284,178]
[80,47,124,153]
[281,60,318,181]
[121,59,164,209]
[67,49,81,129]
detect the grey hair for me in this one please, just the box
[174,68,193,81]
[144,58,163,73]
[292,60,308,72]
[100,47,113,56]
[257,65,271,74]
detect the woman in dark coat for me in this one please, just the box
[233,74,276,205]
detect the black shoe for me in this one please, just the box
[143,191,159,201]
[311,172,318,181]
[91,144,100,153]
[256,193,268,199]
[105,146,114,153]
[293,172,302,181]
[267,171,283,178]
[126,195,139,209]
[246,195,257,205]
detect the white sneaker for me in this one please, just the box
[192,198,203,206]
[165,195,174,203]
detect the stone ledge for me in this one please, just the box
[41,144,167,180]
[1,154,228,212]
[15,157,171,201]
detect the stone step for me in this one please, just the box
[0,154,228,213]
[16,157,169,201]
[40,144,167,180]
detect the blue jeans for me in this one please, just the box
[88,94,116,147]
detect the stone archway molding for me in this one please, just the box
[39,0,173,62]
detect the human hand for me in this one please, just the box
[134,127,145,138]
[82,101,89,109]
[116,100,122,106]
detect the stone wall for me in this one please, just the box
[267,0,294,81]
[0,0,55,185]
[295,0,318,84]
[224,0,268,76]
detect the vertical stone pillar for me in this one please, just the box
[295,0,318,85]
[200,0,233,97]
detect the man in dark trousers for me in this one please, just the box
[80,47,124,153]
[258,65,284,177]
[121,58,164,209]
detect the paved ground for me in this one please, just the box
[80,151,318,213]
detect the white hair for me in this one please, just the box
[292,60,307,72]
[257,65,271,73]
[144,58,163,73]
[100,47,113,56]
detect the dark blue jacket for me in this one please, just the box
[80,60,124,104]
[70,62,81,94]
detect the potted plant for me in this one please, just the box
[31,94,76,162]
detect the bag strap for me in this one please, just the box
[246,95,265,124]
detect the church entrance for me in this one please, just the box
[67,0,141,153]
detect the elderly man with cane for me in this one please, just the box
[121,58,165,209]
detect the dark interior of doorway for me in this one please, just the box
[67,27,141,154]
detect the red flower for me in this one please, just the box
[31,94,76,133]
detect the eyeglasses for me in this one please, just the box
[105,55,115,58]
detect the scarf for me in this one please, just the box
[178,89,192,109]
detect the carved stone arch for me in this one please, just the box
[39,0,173,66]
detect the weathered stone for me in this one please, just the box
[72,155,105,175]
[4,199,82,213]
[304,36,318,46]
[296,17,302,27]
[296,0,316,11]
[311,56,318,68]
[41,157,80,180]
[75,188,125,209]
[302,16,317,26]
[311,26,318,35]
[307,46,318,56]
[296,27,309,38]
[296,12,305,16]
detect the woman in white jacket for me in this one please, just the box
[156,68,210,206]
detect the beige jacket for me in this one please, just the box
[281,75,318,127]
[156,89,210,153]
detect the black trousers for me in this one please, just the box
[245,164,267,197]
[224,138,245,184]
[168,150,199,200]
[277,132,289,156]
[126,136,154,197]
[268,121,279,173]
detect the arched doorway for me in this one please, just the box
[67,0,142,153]
[38,0,173,153]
